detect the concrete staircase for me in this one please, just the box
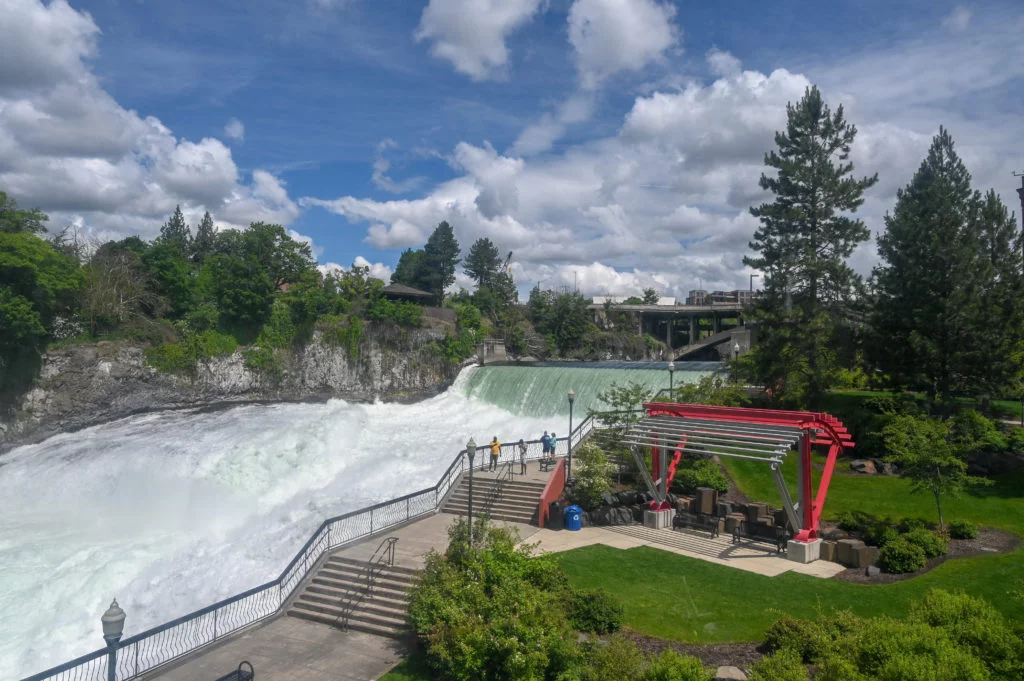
[441,476,546,525]
[287,555,418,639]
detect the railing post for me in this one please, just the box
[213,609,218,643]
[406,496,410,520]
[370,508,375,534]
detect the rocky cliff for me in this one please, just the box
[1,324,462,453]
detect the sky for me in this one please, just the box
[2,0,1022,298]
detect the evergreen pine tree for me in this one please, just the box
[463,237,502,288]
[157,205,192,256]
[192,211,216,262]
[740,85,877,407]
[422,221,460,303]
[391,248,428,290]
[871,128,1022,398]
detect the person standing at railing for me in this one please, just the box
[550,433,557,460]
[541,430,551,458]
[489,436,501,471]
[518,439,527,475]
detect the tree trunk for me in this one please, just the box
[933,486,945,530]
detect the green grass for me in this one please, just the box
[378,651,432,681]
[723,452,1024,533]
[556,543,1023,644]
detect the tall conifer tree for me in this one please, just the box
[740,86,877,406]
[871,128,1022,398]
[422,221,460,303]
[192,211,216,262]
[157,205,192,256]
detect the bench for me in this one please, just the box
[673,512,720,538]
[732,522,789,553]
[539,458,557,472]
[214,661,254,681]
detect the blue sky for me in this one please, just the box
[2,0,1022,296]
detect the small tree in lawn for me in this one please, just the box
[880,415,990,529]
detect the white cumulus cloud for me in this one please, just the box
[414,0,545,81]
[568,0,679,89]
[941,6,971,33]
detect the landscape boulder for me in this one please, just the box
[877,460,899,476]
[615,490,637,506]
[715,666,748,681]
[866,565,881,577]
[600,492,618,507]
[850,459,877,474]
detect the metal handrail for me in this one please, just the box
[22,422,604,681]
[481,461,514,515]
[336,536,398,630]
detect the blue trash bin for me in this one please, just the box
[565,505,582,531]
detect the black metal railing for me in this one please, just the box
[480,461,514,515]
[336,536,398,630]
[22,421,603,681]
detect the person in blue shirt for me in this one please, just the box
[541,430,550,456]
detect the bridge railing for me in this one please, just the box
[22,421,605,681]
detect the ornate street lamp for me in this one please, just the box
[466,437,476,542]
[567,389,576,483]
[667,360,675,396]
[733,342,740,359]
[102,599,126,681]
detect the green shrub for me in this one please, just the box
[909,589,1024,678]
[568,588,623,634]
[321,315,363,358]
[572,443,613,512]
[583,635,647,681]
[948,520,978,539]
[749,650,807,681]
[837,510,877,533]
[144,342,193,374]
[192,329,237,358]
[1009,428,1024,453]
[863,522,899,548]
[672,457,729,495]
[878,537,926,573]
[901,528,948,559]
[367,298,423,326]
[851,617,989,681]
[641,649,710,681]
[243,346,281,378]
[896,516,930,533]
[762,615,831,663]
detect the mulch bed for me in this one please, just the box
[832,528,1020,584]
[618,630,762,670]
[716,457,751,504]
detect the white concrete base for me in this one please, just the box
[644,509,674,529]
[787,538,821,563]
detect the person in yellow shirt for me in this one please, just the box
[489,436,501,471]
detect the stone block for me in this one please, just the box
[837,539,865,566]
[866,565,881,577]
[675,497,691,513]
[746,502,767,523]
[853,545,879,568]
[787,538,821,563]
[644,508,673,529]
[725,513,745,533]
[850,459,877,474]
[773,509,790,528]
[717,501,733,517]
[820,540,838,562]
[715,666,748,681]
[695,487,717,515]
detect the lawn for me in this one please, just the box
[550,454,1024,646]
[379,652,431,681]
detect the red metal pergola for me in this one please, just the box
[625,403,854,543]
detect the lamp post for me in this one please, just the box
[466,437,476,542]
[667,360,675,396]
[567,389,575,483]
[102,599,126,681]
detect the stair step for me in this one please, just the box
[297,594,409,620]
[311,576,411,600]
[441,508,536,524]
[328,557,420,577]
[445,497,538,510]
[462,479,547,491]
[287,609,409,639]
[319,563,416,587]
[448,491,540,504]
[315,569,414,593]
[305,584,409,608]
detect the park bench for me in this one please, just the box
[214,661,254,681]
[672,512,720,538]
[539,458,557,472]
[733,521,789,553]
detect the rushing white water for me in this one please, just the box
[0,363,717,679]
